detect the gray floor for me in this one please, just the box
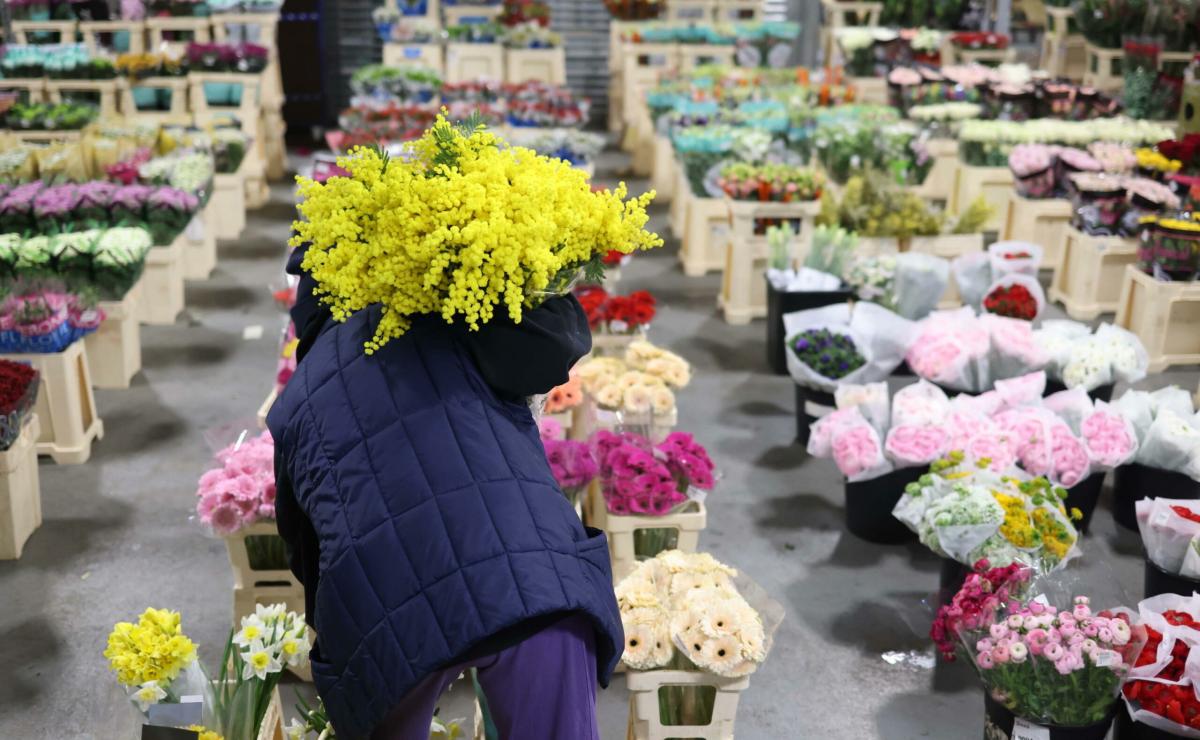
[1,148,1198,739]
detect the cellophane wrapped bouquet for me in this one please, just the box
[195,429,277,564]
[783,301,917,394]
[1123,594,1200,736]
[892,452,1081,572]
[1035,321,1149,393]
[1111,388,1200,481]
[0,290,104,353]
[1137,499,1200,579]
[905,307,1050,394]
[0,359,38,451]
[575,340,689,422]
[953,242,1046,322]
[291,114,660,354]
[615,551,782,703]
[104,607,209,727]
[538,416,597,509]
[937,568,1144,732]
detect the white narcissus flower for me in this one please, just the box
[241,640,283,681]
[286,719,307,740]
[133,680,167,711]
[280,628,312,667]
[234,614,267,648]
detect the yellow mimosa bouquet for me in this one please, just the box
[292,113,662,353]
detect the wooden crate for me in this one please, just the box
[914,138,959,203]
[46,79,120,116]
[0,415,42,560]
[665,0,716,22]
[621,43,678,139]
[146,16,212,53]
[1041,33,1087,80]
[10,129,83,145]
[1044,6,1074,38]
[443,2,503,24]
[818,0,883,64]
[715,0,763,21]
[670,165,690,239]
[80,20,146,56]
[183,205,218,280]
[210,11,280,49]
[680,194,731,277]
[10,20,76,44]
[188,72,264,132]
[849,76,887,105]
[1000,193,1072,273]
[445,43,505,83]
[85,279,143,390]
[719,199,821,324]
[117,76,191,123]
[212,167,248,240]
[626,669,749,740]
[626,95,657,176]
[0,78,48,104]
[0,343,103,465]
[650,134,676,203]
[1048,226,1138,319]
[678,44,736,72]
[950,162,1013,232]
[1116,266,1200,373]
[140,237,186,326]
[257,686,286,740]
[585,481,703,583]
[262,107,287,181]
[1083,43,1123,92]
[504,47,566,85]
[382,42,445,73]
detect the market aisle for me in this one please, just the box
[0,149,1188,739]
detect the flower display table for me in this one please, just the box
[210,12,280,49]
[0,416,42,560]
[80,19,147,56]
[720,199,822,324]
[625,669,749,740]
[849,76,887,105]
[620,43,678,152]
[139,237,186,326]
[670,166,690,239]
[182,205,218,281]
[665,0,716,22]
[585,482,704,583]
[85,278,143,390]
[382,43,445,73]
[650,134,676,203]
[1116,266,1200,373]
[1000,193,1072,274]
[145,16,213,54]
[445,43,505,84]
[45,79,120,117]
[10,20,77,45]
[913,138,958,203]
[1039,8,1086,80]
[818,0,883,64]
[1083,43,1123,92]
[0,344,103,465]
[443,2,503,25]
[504,47,566,85]
[0,77,48,104]
[1048,227,1138,320]
[950,162,1013,232]
[212,164,248,240]
[717,0,763,21]
[117,76,190,124]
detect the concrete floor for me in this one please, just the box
[1,148,1198,739]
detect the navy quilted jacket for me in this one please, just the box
[268,282,623,739]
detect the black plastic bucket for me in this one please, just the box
[985,693,1116,740]
[766,277,853,375]
[1068,472,1107,533]
[843,467,922,545]
[1113,464,1200,531]
[938,558,970,607]
[1143,557,1200,600]
[1114,704,1191,739]
[1043,379,1116,403]
[795,384,836,446]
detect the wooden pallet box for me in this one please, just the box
[1000,193,1073,273]
[46,79,120,117]
[678,44,736,72]
[0,78,48,104]
[182,206,218,280]
[0,415,42,560]
[85,278,143,390]
[719,199,821,324]
[0,343,103,465]
[950,162,1013,232]
[80,19,147,56]
[140,236,186,326]
[210,11,281,49]
[445,43,505,83]
[1116,266,1200,373]
[626,669,750,740]
[665,0,716,22]
[382,42,445,73]
[117,76,191,123]
[586,481,703,583]
[145,16,212,53]
[913,138,959,203]
[818,0,883,64]
[1083,43,1123,92]
[1048,226,1138,319]
[849,76,887,105]
[212,165,248,240]
[10,19,77,44]
[503,47,566,85]
[650,134,676,202]
[443,2,503,25]
[680,193,731,277]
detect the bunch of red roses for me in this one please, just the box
[983,283,1038,320]
[1124,610,1200,729]
[576,286,656,333]
[0,359,38,451]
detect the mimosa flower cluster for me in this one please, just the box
[291,114,661,353]
[616,551,768,677]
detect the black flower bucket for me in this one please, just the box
[843,467,922,545]
[794,384,836,446]
[1042,379,1116,403]
[1067,472,1107,533]
[938,558,970,607]
[1114,702,1193,738]
[1143,557,1200,600]
[1112,464,1200,531]
[985,692,1116,740]
[766,277,852,375]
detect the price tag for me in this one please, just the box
[1011,717,1051,740]
[1093,650,1118,667]
[404,46,422,59]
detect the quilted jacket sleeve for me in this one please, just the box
[274,444,320,626]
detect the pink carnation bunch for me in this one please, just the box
[1080,408,1137,469]
[885,424,950,468]
[195,430,276,535]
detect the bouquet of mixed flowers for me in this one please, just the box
[592,429,715,517]
[0,359,38,451]
[195,429,276,536]
[783,301,917,393]
[292,115,658,354]
[615,551,777,680]
[1122,594,1200,735]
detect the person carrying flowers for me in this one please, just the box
[269,114,660,740]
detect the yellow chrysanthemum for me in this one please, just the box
[292,114,663,353]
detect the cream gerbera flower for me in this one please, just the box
[621,621,659,669]
[595,384,624,410]
[698,634,744,676]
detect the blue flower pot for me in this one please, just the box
[375,22,394,42]
[132,87,160,110]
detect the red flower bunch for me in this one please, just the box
[1173,505,1200,525]
[1159,134,1200,174]
[0,359,37,415]
[602,250,627,267]
[983,283,1038,320]
[951,31,1010,50]
[574,287,656,332]
[500,0,550,26]
[930,559,1031,660]
[1003,251,1033,260]
[1124,611,1200,729]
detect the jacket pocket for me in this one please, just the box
[575,527,614,577]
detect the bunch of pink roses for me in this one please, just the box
[1080,406,1138,468]
[195,430,276,535]
[592,430,715,516]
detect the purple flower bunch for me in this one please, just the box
[111,184,154,223]
[33,185,82,228]
[76,181,118,223]
[145,186,199,244]
[592,429,716,516]
[0,182,44,233]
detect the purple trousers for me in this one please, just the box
[370,614,600,740]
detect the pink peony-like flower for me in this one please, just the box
[963,432,1018,473]
[831,425,884,479]
[1080,409,1136,468]
[885,424,949,467]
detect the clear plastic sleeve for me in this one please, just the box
[783,301,918,393]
